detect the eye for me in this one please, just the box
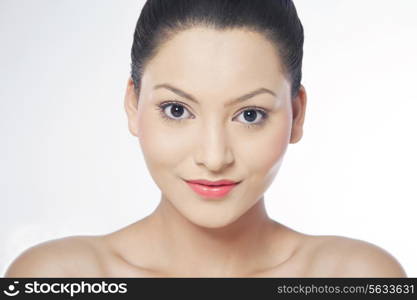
[158,102,193,121]
[234,108,268,127]
[156,102,268,128]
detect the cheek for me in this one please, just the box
[241,117,291,181]
[137,110,191,170]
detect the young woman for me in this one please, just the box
[5,0,406,277]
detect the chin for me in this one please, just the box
[178,203,250,230]
[191,217,235,229]
[187,217,239,230]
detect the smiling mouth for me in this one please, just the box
[184,179,241,198]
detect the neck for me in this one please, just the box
[145,194,281,276]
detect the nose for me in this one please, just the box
[194,121,234,172]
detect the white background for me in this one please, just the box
[1,0,416,276]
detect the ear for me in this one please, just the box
[289,84,307,144]
[124,77,140,137]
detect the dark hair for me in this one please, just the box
[130,0,304,100]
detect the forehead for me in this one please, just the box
[143,27,288,98]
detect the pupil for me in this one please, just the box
[171,105,184,118]
[244,110,257,122]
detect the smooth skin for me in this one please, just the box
[5,27,406,277]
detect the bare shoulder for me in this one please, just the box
[4,235,105,277]
[307,235,407,277]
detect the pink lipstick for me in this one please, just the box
[185,179,240,198]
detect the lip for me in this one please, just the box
[185,179,239,186]
[184,179,241,198]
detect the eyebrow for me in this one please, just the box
[153,83,277,105]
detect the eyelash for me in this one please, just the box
[155,100,269,129]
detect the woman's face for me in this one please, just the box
[126,27,305,228]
